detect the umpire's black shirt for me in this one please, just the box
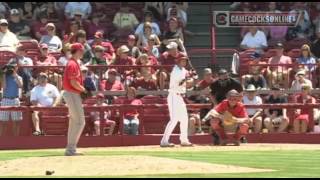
[210,78,243,103]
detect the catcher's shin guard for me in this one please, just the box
[234,123,249,140]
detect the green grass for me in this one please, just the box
[0,148,320,177]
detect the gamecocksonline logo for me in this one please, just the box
[213,11,301,28]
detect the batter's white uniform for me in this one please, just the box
[161,65,190,145]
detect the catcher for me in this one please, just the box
[203,89,250,146]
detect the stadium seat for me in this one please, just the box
[0,51,17,66]
[19,40,39,52]
[39,110,69,136]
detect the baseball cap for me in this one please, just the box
[80,66,88,72]
[108,68,117,75]
[39,72,48,79]
[10,9,20,16]
[0,19,8,25]
[45,23,55,29]
[296,70,306,76]
[275,42,284,49]
[166,42,178,49]
[203,68,212,74]
[218,68,228,75]
[271,85,281,91]
[96,93,104,99]
[94,31,104,39]
[94,45,105,52]
[118,45,130,54]
[128,34,136,40]
[71,43,85,52]
[74,11,84,16]
[40,43,48,49]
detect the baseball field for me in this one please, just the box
[0,143,319,178]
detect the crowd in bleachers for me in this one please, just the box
[1,2,320,139]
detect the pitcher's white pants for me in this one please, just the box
[161,93,189,144]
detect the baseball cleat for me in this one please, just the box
[180,142,194,147]
[65,152,84,156]
[160,143,175,148]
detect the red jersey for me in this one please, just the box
[295,94,315,115]
[215,100,248,118]
[63,58,83,94]
[197,78,215,90]
[100,79,124,91]
[132,78,157,90]
[36,55,57,66]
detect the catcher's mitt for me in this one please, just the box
[222,111,237,126]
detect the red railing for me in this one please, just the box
[0,103,318,136]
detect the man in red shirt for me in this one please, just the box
[123,87,142,135]
[62,43,87,156]
[114,45,136,78]
[196,68,215,90]
[158,41,185,90]
[203,89,250,146]
[91,32,116,63]
[99,69,125,91]
[36,44,58,66]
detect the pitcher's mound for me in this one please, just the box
[0,155,274,176]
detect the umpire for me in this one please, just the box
[209,69,243,105]
[62,43,87,156]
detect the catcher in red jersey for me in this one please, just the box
[203,89,250,146]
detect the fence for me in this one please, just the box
[0,103,318,136]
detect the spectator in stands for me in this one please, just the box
[266,42,292,89]
[311,28,320,58]
[20,2,38,23]
[297,44,317,73]
[86,14,105,40]
[8,9,32,40]
[291,70,313,91]
[75,30,93,64]
[42,2,59,20]
[100,69,125,91]
[127,34,141,59]
[90,32,116,64]
[0,19,19,52]
[158,42,185,90]
[243,69,268,90]
[195,68,215,90]
[30,73,60,136]
[314,59,320,88]
[123,87,141,135]
[136,22,161,49]
[243,52,267,78]
[36,44,57,66]
[293,83,318,133]
[37,43,61,89]
[144,2,164,22]
[8,45,33,94]
[132,54,157,91]
[39,23,62,53]
[0,2,9,19]
[287,2,312,40]
[81,66,97,92]
[144,35,160,58]
[58,43,72,66]
[167,2,187,28]
[0,62,23,136]
[209,69,243,105]
[160,17,185,53]
[265,2,288,46]
[135,11,161,37]
[240,26,267,54]
[62,20,80,44]
[64,2,92,20]
[87,45,107,65]
[112,3,139,38]
[264,86,289,133]
[90,93,116,136]
[32,12,48,40]
[54,2,67,21]
[242,84,263,133]
[114,45,135,78]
